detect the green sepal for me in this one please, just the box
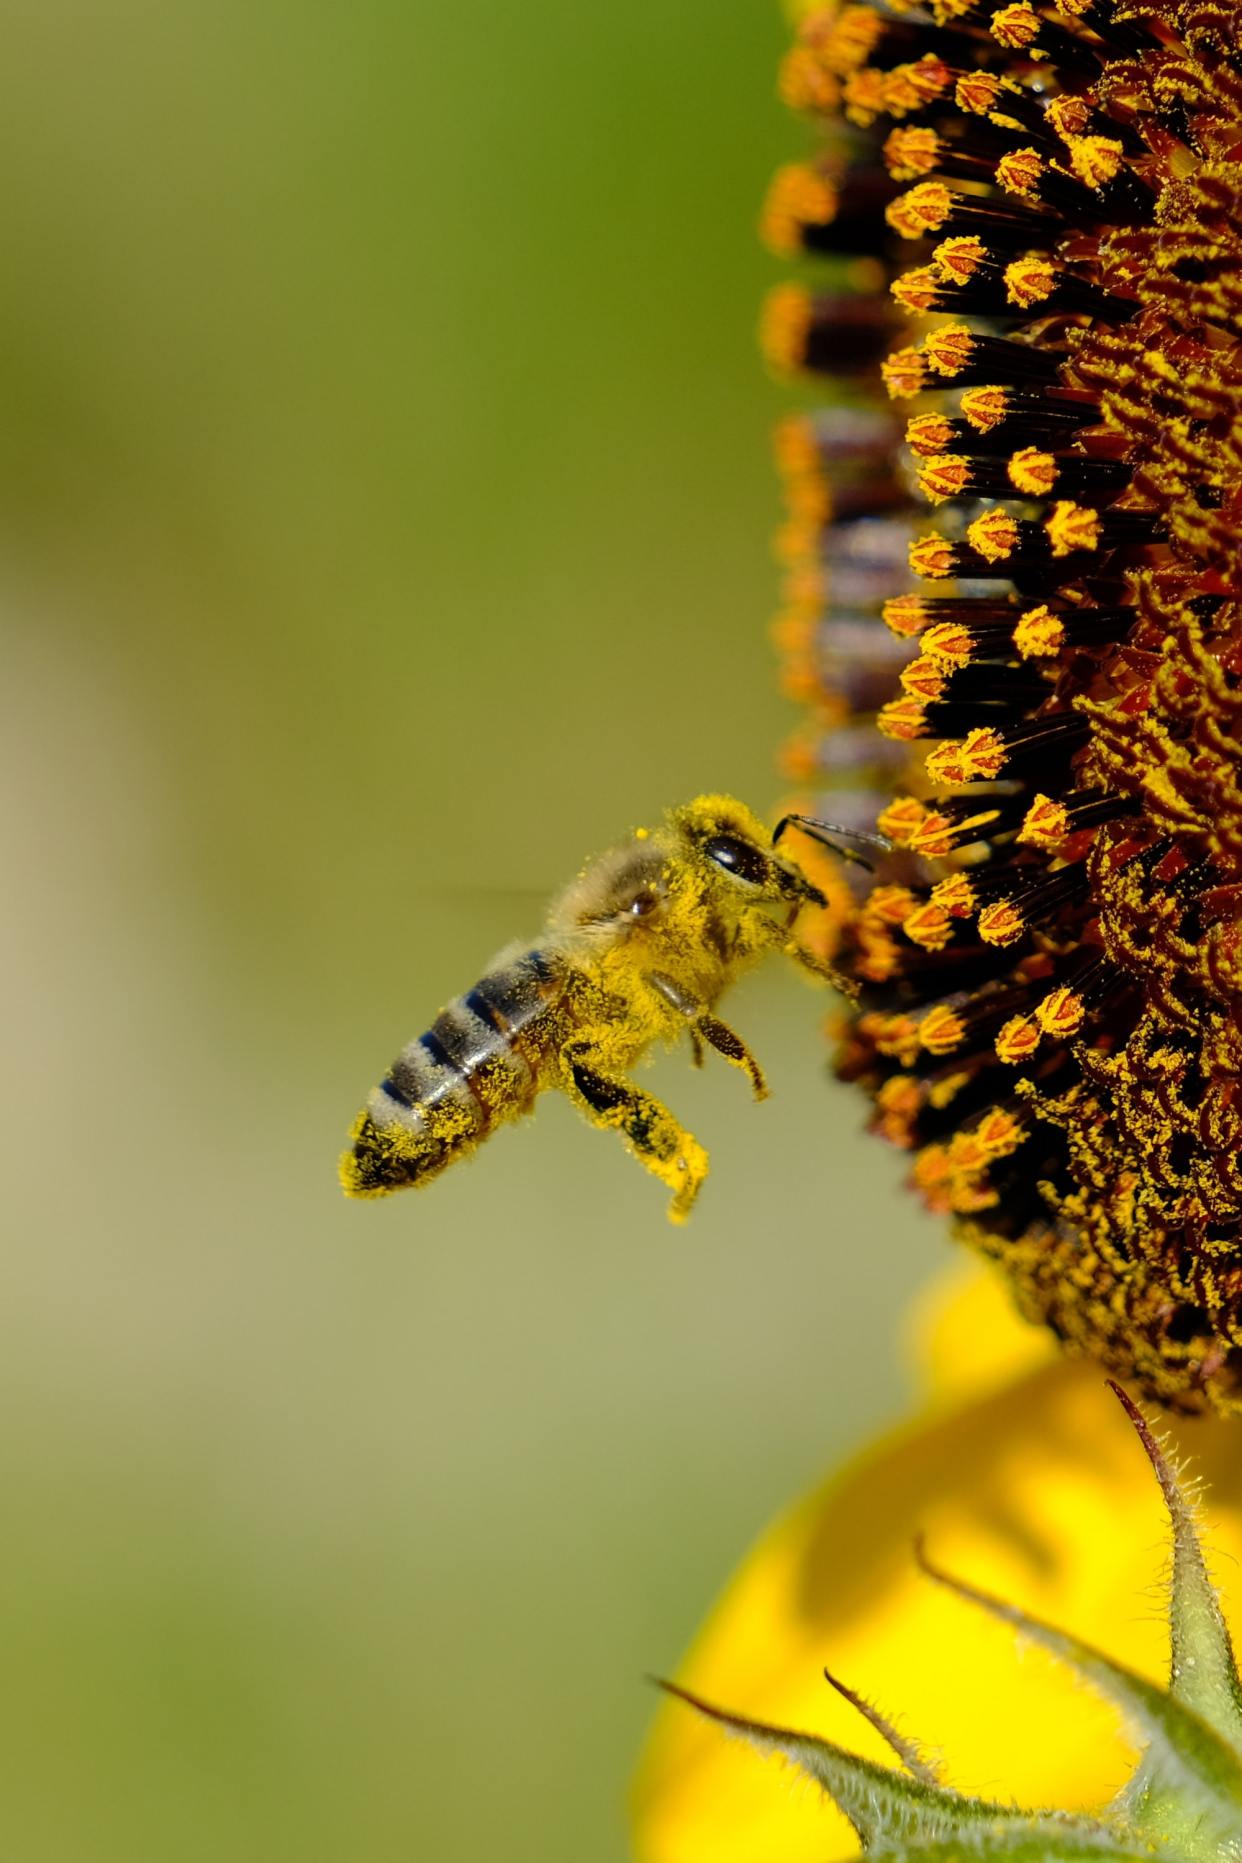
[866,1842,1158,1863]
[656,1389,1242,1861]
[1109,1384,1242,1748]
[654,1681,1111,1853]
[915,1539,1242,1840]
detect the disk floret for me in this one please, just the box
[766,0,1242,1409]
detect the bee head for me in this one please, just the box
[670,795,828,909]
[670,795,891,915]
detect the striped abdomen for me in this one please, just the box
[341,947,562,1197]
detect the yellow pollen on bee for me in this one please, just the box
[918,453,973,502]
[996,146,1044,194]
[906,412,957,457]
[933,234,989,283]
[967,508,1020,561]
[996,1013,1041,1064]
[884,126,943,180]
[909,534,958,579]
[885,180,953,238]
[881,345,928,400]
[921,621,974,666]
[877,795,929,846]
[931,871,978,916]
[891,265,943,314]
[1008,447,1059,495]
[927,726,1008,784]
[882,592,930,637]
[760,164,838,257]
[878,695,931,740]
[1018,794,1071,849]
[1014,604,1066,657]
[759,284,813,374]
[1046,499,1102,555]
[960,385,1010,432]
[1004,256,1057,308]
[923,322,975,376]
[1035,984,1086,1036]
[903,899,955,950]
[978,898,1027,945]
[1065,134,1125,190]
[920,1004,967,1054]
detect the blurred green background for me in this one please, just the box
[0,3,940,1858]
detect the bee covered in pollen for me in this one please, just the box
[341,794,880,1222]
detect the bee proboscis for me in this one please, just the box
[340,794,883,1222]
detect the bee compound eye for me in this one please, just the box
[703,834,768,887]
[628,888,658,918]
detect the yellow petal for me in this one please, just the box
[904,1258,1056,1409]
[633,1283,1242,1863]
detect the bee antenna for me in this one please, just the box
[772,814,892,872]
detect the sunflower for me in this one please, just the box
[764,0,1242,1412]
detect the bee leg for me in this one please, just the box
[646,969,767,1100]
[778,929,858,998]
[694,1014,768,1101]
[561,1045,708,1224]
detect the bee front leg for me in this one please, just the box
[560,1040,708,1224]
[694,1014,768,1101]
[784,940,857,996]
[645,971,767,1102]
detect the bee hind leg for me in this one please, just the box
[561,1044,708,1224]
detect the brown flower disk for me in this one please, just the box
[765,0,1242,1411]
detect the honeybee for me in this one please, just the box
[340,794,881,1222]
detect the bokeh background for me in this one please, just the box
[0,4,941,1858]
